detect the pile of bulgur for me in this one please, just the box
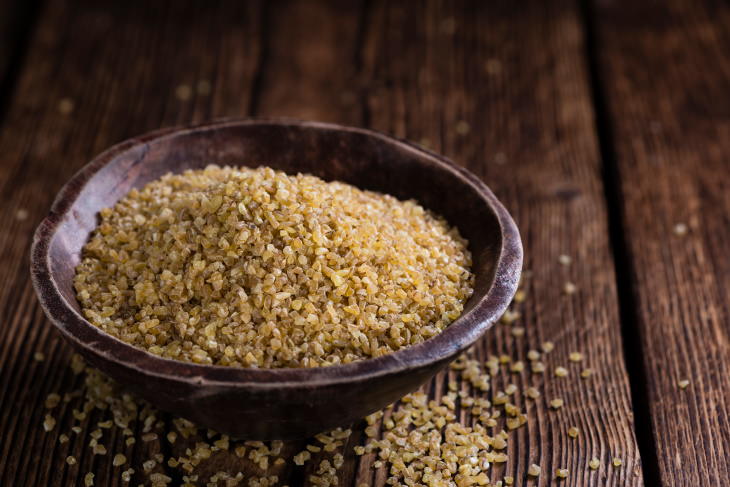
[74,165,474,368]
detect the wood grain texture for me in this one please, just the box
[363,1,643,484]
[0,0,647,485]
[593,0,730,484]
[253,0,643,485]
[0,1,262,485]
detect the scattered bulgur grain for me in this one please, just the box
[43,414,56,432]
[166,431,177,444]
[66,455,77,465]
[113,454,127,467]
[175,84,192,101]
[563,282,577,295]
[121,469,134,482]
[527,350,540,361]
[500,309,521,324]
[589,457,600,470]
[556,468,569,479]
[526,387,540,399]
[504,475,514,485]
[58,98,74,115]
[494,152,508,165]
[455,120,471,135]
[568,427,580,438]
[531,362,546,374]
[558,254,572,266]
[510,361,524,373]
[513,289,526,303]
[74,166,473,368]
[555,366,569,377]
[511,326,525,337]
[581,368,593,379]
[613,458,623,467]
[92,444,107,455]
[678,379,690,389]
[673,223,688,236]
[550,398,564,410]
[541,342,554,353]
[59,434,69,444]
[569,352,583,362]
[527,464,541,477]
[84,472,94,486]
[34,352,45,362]
[15,208,29,221]
[45,393,61,408]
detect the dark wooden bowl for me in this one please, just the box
[30,119,522,439]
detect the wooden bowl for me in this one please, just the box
[30,119,522,439]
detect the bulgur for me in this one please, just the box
[74,166,473,368]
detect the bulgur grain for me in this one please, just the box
[554,366,568,377]
[74,166,473,368]
[45,393,61,408]
[15,208,29,221]
[43,414,56,432]
[673,223,688,236]
[58,98,74,115]
[531,361,546,374]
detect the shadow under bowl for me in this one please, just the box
[30,119,522,440]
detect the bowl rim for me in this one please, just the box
[30,118,522,389]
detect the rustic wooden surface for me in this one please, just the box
[0,0,726,485]
[593,0,730,484]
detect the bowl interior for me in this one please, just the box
[45,120,506,370]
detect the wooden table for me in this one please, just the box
[1,1,728,485]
